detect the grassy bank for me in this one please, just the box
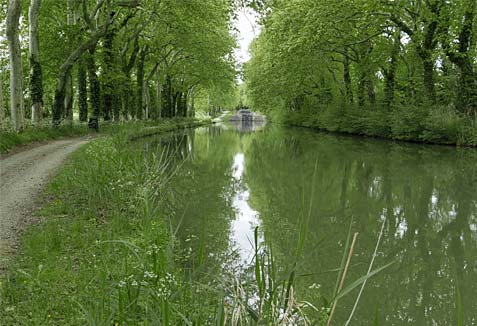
[0,118,332,325]
[282,106,477,147]
[0,118,212,155]
[0,123,91,155]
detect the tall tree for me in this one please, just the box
[52,0,119,125]
[28,0,43,124]
[136,45,148,120]
[77,55,88,121]
[0,72,4,127]
[388,1,443,104]
[441,0,477,114]
[6,0,24,132]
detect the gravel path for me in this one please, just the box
[0,138,92,270]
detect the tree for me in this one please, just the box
[0,71,4,127]
[440,0,477,114]
[52,0,124,125]
[6,0,24,132]
[245,0,477,120]
[29,0,43,124]
[387,1,444,104]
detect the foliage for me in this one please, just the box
[283,105,477,146]
[244,0,477,145]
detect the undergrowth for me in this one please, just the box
[283,105,477,146]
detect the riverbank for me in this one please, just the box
[0,119,210,325]
[0,118,212,155]
[0,119,209,268]
[282,106,477,147]
[0,123,91,155]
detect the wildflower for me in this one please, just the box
[144,271,157,279]
[308,283,321,290]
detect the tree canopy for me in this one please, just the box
[245,0,477,116]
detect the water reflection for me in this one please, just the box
[230,153,261,263]
[229,119,266,132]
[142,125,477,325]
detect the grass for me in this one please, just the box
[283,105,477,147]
[0,117,212,155]
[0,118,391,325]
[0,121,91,154]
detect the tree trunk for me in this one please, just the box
[156,68,161,119]
[120,35,140,120]
[0,72,4,127]
[87,49,101,118]
[188,87,195,117]
[102,30,115,121]
[143,62,158,120]
[77,55,88,121]
[64,73,73,124]
[383,32,400,108]
[366,78,376,105]
[63,0,78,125]
[442,5,476,114]
[456,62,477,114]
[418,9,440,104]
[343,55,353,105]
[144,85,150,120]
[6,0,24,132]
[357,73,366,107]
[180,92,188,117]
[422,59,436,104]
[29,0,43,124]
[161,75,172,118]
[136,47,147,120]
[122,77,131,119]
[172,91,180,117]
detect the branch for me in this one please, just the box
[146,62,159,81]
[82,0,94,30]
[344,31,384,47]
[389,14,414,37]
[89,0,106,24]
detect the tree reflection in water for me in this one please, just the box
[142,125,477,325]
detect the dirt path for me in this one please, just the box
[0,137,92,270]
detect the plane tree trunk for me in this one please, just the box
[29,0,43,124]
[6,0,25,132]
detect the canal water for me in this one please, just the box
[143,123,477,325]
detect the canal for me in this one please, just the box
[142,122,477,325]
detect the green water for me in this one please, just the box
[143,123,477,325]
